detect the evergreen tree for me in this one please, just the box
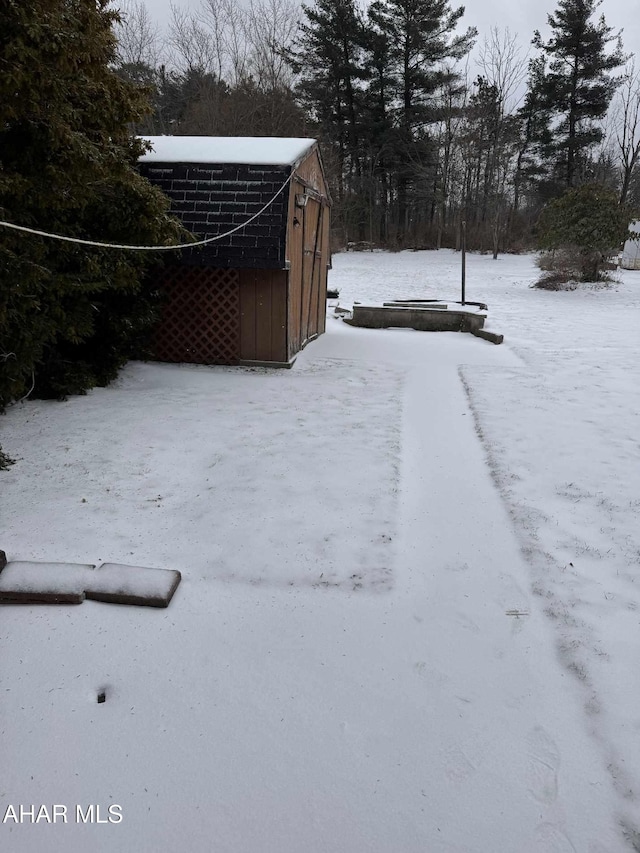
[290,0,367,201]
[289,0,376,241]
[512,57,557,212]
[532,0,625,189]
[367,0,476,240]
[359,13,397,243]
[0,0,185,408]
[368,0,475,131]
[536,184,633,281]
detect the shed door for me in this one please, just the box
[300,197,324,346]
[153,266,240,364]
[239,269,287,363]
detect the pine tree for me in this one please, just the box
[288,0,372,240]
[532,0,625,189]
[359,18,397,244]
[512,57,557,211]
[290,1,366,192]
[366,0,476,241]
[0,0,185,408]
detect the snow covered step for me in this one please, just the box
[0,560,181,607]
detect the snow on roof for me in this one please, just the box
[139,136,317,166]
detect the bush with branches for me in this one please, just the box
[535,185,635,285]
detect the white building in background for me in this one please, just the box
[620,221,640,270]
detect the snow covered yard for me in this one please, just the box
[1,249,639,851]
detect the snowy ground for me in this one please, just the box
[1,249,639,851]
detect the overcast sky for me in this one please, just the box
[135,0,639,77]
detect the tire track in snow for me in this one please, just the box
[459,363,640,848]
[392,359,624,850]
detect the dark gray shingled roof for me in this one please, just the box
[138,161,291,269]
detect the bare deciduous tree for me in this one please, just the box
[168,2,219,74]
[198,0,250,86]
[478,27,527,118]
[114,0,165,68]
[612,61,640,204]
[246,0,300,90]
[169,0,300,89]
[162,0,305,136]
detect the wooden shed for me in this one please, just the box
[138,136,332,367]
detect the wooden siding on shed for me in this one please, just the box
[286,178,304,358]
[318,196,330,337]
[301,196,322,343]
[239,269,288,363]
[292,148,329,198]
[284,148,331,360]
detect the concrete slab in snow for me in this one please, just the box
[0,560,181,607]
[87,563,181,607]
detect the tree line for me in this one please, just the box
[115,0,640,254]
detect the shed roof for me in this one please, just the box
[139,136,317,166]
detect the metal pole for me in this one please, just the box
[461,219,466,305]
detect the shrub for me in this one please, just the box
[535,185,635,284]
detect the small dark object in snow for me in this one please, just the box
[0,550,6,571]
[326,288,340,299]
[97,691,106,704]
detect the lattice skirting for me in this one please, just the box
[153,266,240,364]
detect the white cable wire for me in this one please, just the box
[0,171,294,251]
